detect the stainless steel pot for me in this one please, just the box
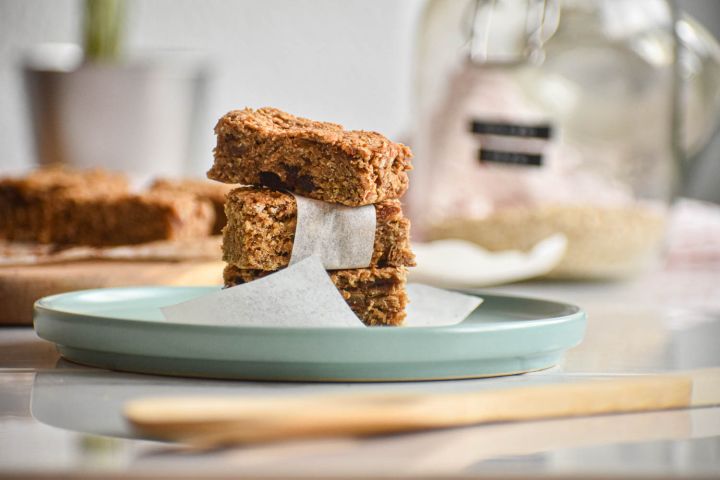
[23,43,209,177]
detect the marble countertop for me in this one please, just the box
[1,266,719,479]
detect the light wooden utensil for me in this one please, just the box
[124,368,720,447]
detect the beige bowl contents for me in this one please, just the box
[428,203,667,279]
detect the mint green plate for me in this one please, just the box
[34,286,586,382]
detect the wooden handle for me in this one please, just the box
[125,368,720,447]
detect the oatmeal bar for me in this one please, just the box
[208,107,413,206]
[0,167,129,242]
[223,187,415,270]
[150,178,235,235]
[46,191,214,246]
[223,264,408,326]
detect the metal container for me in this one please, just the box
[23,43,209,177]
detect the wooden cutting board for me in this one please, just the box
[0,260,225,325]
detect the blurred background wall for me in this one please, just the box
[0,0,424,175]
[0,0,718,201]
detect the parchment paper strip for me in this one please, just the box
[290,193,376,269]
[405,284,483,327]
[0,237,221,266]
[162,257,483,328]
[161,256,363,327]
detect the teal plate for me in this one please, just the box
[34,286,586,382]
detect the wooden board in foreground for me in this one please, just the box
[0,260,224,325]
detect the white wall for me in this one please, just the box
[0,0,424,174]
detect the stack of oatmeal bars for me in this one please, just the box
[209,107,416,326]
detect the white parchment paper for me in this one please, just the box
[404,284,483,327]
[0,237,221,266]
[162,257,483,328]
[289,193,376,269]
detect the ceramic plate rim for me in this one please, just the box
[33,285,584,334]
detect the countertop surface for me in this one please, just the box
[1,266,719,479]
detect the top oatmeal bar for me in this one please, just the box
[208,107,412,206]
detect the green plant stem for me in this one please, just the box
[83,0,125,63]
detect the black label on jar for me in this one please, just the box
[470,120,553,139]
[470,119,553,167]
[478,149,543,166]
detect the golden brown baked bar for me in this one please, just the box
[0,167,129,242]
[223,264,408,326]
[46,191,214,246]
[223,187,415,270]
[0,168,214,246]
[208,107,413,206]
[150,178,235,235]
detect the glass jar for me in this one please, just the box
[409,0,720,279]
